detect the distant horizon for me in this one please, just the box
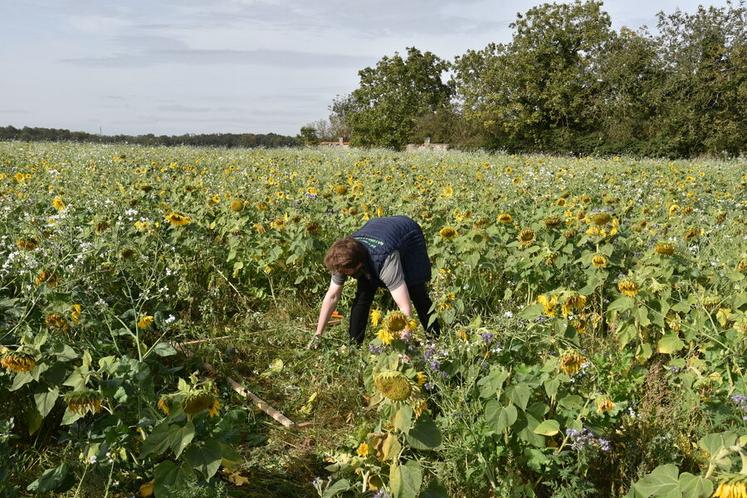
[0,123,298,138]
[0,0,732,136]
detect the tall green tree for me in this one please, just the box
[333,47,453,149]
[454,1,614,152]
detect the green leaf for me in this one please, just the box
[183,440,222,479]
[678,472,713,498]
[657,334,685,354]
[420,479,449,498]
[509,383,531,411]
[633,464,681,498]
[485,400,518,433]
[608,296,634,312]
[390,461,423,498]
[141,422,173,458]
[34,387,59,418]
[27,463,73,493]
[477,367,509,398]
[406,413,442,450]
[699,432,737,458]
[10,371,34,391]
[533,419,560,436]
[321,479,351,498]
[393,405,413,433]
[543,378,560,400]
[152,342,177,357]
[169,421,195,458]
[519,303,544,319]
[60,406,82,425]
[154,461,193,498]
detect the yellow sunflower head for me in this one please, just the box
[497,213,513,224]
[165,211,191,227]
[654,242,674,255]
[518,228,535,246]
[559,351,587,376]
[374,371,413,402]
[383,311,408,333]
[618,279,639,297]
[591,254,608,269]
[439,226,457,240]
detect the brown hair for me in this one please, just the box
[324,237,367,273]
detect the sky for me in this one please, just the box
[0,0,732,137]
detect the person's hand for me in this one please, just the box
[306,334,322,350]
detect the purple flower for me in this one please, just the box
[368,344,384,355]
[480,332,495,344]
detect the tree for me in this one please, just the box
[298,126,320,145]
[334,47,453,149]
[454,1,614,152]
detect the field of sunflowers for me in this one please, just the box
[0,141,746,498]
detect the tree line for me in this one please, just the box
[304,1,746,158]
[0,126,299,148]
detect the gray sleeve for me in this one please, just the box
[380,251,405,291]
[331,273,347,286]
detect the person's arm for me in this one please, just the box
[315,280,343,337]
[389,283,413,317]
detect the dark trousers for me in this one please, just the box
[349,279,441,344]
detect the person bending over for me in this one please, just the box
[310,215,440,347]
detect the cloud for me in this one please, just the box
[61,47,375,68]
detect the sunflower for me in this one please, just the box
[52,196,66,211]
[374,371,414,402]
[137,315,154,330]
[537,294,558,317]
[618,279,639,297]
[590,212,611,226]
[441,185,454,198]
[157,396,171,415]
[65,390,104,415]
[376,328,395,345]
[306,186,319,196]
[561,293,587,318]
[356,442,370,457]
[333,184,348,195]
[253,223,266,235]
[230,199,244,212]
[497,213,513,224]
[270,217,286,230]
[591,254,608,269]
[518,228,535,246]
[559,351,587,376]
[370,309,382,327]
[165,211,191,227]
[1,351,36,372]
[543,216,562,228]
[654,242,674,255]
[439,226,457,239]
[46,313,69,333]
[256,201,269,211]
[683,227,701,241]
[383,311,408,333]
[713,474,747,498]
[739,259,747,273]
[184,391,219,417]
[596,397,615,414]
[70,304,82,324]
[16,238,38,251]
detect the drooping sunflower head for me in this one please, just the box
[45,313,69,333]
[561,293,587,317]
[383,311,408,333]
[439,226,457,240]
[590,212,611,226]
[497,213,513,224]
[654,243,675,255]
[1,350,37,373]
[713,473,747,498]
[543,216,562,228]
[518,228,535,245]
[618,279,639,297]
[559,351,587,376]
[374,371,413,402]
[595,397,615,414]
[65,389,104,415]
[537,294,558,317]
[165,211,191,227]
[591,254,608,269]
[16,238,38,251]
[184,391,219,417]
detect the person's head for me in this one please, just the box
[324,237,366,275]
